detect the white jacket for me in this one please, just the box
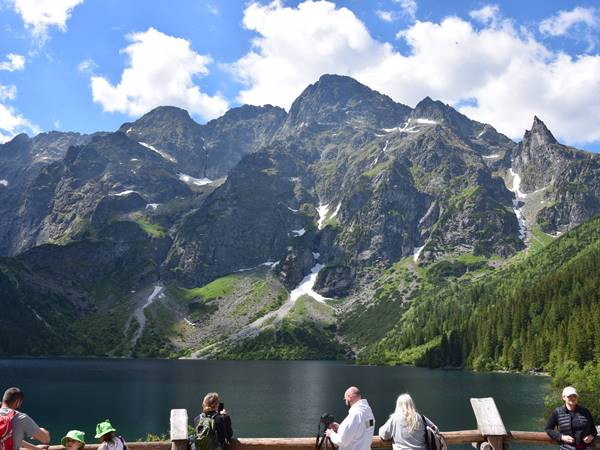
[329,399,375,450]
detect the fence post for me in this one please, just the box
[470,398,508,450]
[170,409,188,450]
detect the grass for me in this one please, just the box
[132,213,166,238]
[168,274,242,303]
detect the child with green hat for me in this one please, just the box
[95,420,127,450]
[61,430,85,450]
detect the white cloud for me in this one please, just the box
[228,1,392,108]
[77,58,97,74]
[0,84,18,101]
[90,27,228,120]
[539,6,597,36]
[376,10,395,23]
[0,84,39,143]
[393,0,417,21]
[53,119,61,128]
[469,5,500,26]
[207,3,219,16]
[230,1,600,145]
[0,53,26,71]
[10,0,84,41]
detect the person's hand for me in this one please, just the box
[329,422,339,432]
[562,435,575,443]
[583,435,594,444]
[35,445,49,450]
[325,429,334,438]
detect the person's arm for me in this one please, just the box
[545,409,561,442]
[583,408,597,443]
[224,414,233,439]
[378,417,394,441]
[329,414,358,447]
[32,429,50,444]
[20,441,49,450]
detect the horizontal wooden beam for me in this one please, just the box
[508,431,600,448]
[40,429,600,450]
[44,444,170,450]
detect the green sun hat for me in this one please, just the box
[95,419,117,439]
[61,430,86,449]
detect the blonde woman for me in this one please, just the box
[379,393,437,450]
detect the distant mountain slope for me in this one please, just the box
[361,212,600,370]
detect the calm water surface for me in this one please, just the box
[0,359,549,444]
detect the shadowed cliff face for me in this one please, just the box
[2,74,600,358]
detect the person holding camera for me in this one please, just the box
[193,392,233,450]
[545,386,596,450]
[325,386,375,450]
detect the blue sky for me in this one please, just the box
[1,0,600,151]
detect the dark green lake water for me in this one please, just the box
[0,359,549,445]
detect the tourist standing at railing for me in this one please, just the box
[95,420,127,450]
[378,393,438,450]
[546,386,597,450]
[0,387,50,450]
[325,386,375,450]
[193,392,233,450]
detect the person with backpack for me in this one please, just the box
[0,387,50,450]
[192,393,233,450]
[94,420,127,450]
[378,393,444,450]
[545,386,597,450]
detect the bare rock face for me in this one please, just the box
[512,117,600,233]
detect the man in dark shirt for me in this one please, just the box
[546,386,597,450]
[0,387,50,450]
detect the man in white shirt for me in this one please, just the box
[326,386,375,450]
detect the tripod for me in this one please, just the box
[314,422,334,450]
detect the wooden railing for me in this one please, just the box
[42,398,600,450]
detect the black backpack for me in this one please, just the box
[188,413,219,450]
[421,414,448,450]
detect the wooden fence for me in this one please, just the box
[44,398,600,450]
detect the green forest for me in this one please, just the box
[361,214,600,416]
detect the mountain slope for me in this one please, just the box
[2,73,600,361]
[361,212,600,370]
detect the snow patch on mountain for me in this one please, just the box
[139,141,177,163]
[290,264,329,303]
[178,173,212,186]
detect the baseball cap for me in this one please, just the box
[562,386,578,397]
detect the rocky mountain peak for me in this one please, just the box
[523,116,558,147]
[285,74,410,130]
[119,105,197,133]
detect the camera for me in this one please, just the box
[320,413,335,427]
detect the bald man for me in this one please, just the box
[325,386,375,450]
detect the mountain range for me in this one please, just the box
[1,74,599,365]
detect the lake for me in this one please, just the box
[0,359,550,445]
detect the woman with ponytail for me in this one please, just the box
[378,393,437,450]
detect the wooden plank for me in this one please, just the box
[470,398,508,436]
[44,444,170,450]
[508,431,600,448]
[170,409,189,441]
[39,431,486,450]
